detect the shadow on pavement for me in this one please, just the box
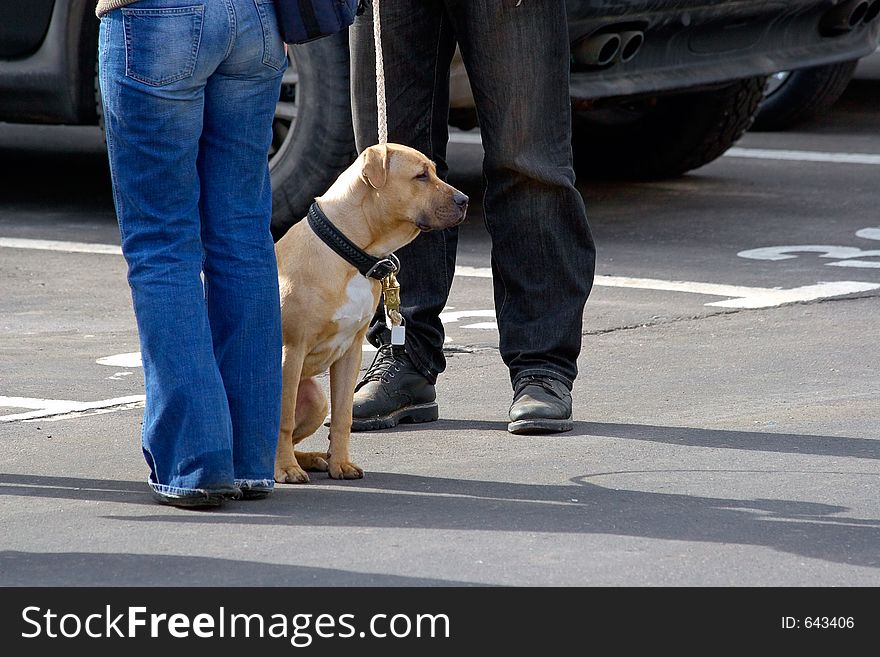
[575,422,880,460]
[0,550,472,586]
[412,419,880,460]
[3,417,879,571]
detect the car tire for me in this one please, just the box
[572,76,767,180]
[750,60,858,132]
[269,31,356,241]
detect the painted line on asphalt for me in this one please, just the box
[4,239,877,308]
[455,266,880,308]
[447,132,880,166]
[0,395,146,423]
[0,237,122,255]
[724,147,880,166]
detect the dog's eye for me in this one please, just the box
[414,170,429,181]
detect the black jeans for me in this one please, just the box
[350,0,595,390]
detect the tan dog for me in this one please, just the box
[273,143,468,483]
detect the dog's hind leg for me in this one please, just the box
[275,345,310,484]
[293,376,330,472]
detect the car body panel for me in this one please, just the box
[1,0,878,123]
[0,0,97,124]
[0,0,55,58]
[565,0,880,100]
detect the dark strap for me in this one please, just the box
[296,0,321,40]
[306,202,399,280]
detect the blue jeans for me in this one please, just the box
[351,0,595,391]
[99,0,286,496]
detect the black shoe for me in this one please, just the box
[150,488,235,509]
[236,483,272,500]
[508,375,573,435]
[351,344,438,431]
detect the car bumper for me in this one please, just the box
[567,0,880,100]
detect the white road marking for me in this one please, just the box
[454,266,880,309]
[96,352,142,368]
[4,238,876,312]
[856,227,880,241]
[737,245,869,261]
[447,131,483,145]
[738,228,880,269]
[447,131,880,167]
[0,237,122,255]
[439,309,496,323]
[724,147,880,166]
[0,395,146,423]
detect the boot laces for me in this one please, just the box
[361,344,404,385]
[514,375,563,399]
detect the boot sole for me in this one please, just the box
[507,417,574,435]
[351,402,439,432]
[150,490,226,509]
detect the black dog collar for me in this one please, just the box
[306,202,400,280]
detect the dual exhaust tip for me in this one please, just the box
[574,30,645,68]
[575,0,879,67]
[821,0,880,35]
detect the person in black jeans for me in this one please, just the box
[349,0,595,434]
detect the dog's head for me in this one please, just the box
[359,143,468,231]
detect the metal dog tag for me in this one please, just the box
[391,318,406,346]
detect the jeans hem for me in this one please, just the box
[149,482,239,497]
[234,478,275,490]
[404,346,439,385]
[512,368,574,391]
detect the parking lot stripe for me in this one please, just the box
[447,131,880,166]
[0,237,122,255]
[2,240,876,309]
[0,395,145,422]
[725,148,880,166]
[456,266,879,308]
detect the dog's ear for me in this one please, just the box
[361,145,388,189]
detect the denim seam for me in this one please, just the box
[252,0,284,70]
[430,12,454,378]
[234,478,275,489]
[101,18,128,244]
[225,0,237,62]
[404,345,437,384]
[149,482,235,497]
[427,10,444,162]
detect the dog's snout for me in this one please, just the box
[453,192,469,209]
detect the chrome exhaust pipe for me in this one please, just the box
[863,0,880,22]
[573,33,622,67]
[821,0,871,35]
[618,31,645,63]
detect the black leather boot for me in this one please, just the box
[351,344,438,431]
[508,375,573,434]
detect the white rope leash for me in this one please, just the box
[370,0,404,340]
[372,0,388,146]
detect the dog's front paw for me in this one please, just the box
[275,464,310,484]
[328,460,364,480]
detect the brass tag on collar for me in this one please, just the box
[382,272,401,314]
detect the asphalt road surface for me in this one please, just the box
[1,78,879,588]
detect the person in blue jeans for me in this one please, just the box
[349,0,596,434]
[97,0,286,507]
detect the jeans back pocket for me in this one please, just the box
[253,0,287,71]
[122,5,205,86]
